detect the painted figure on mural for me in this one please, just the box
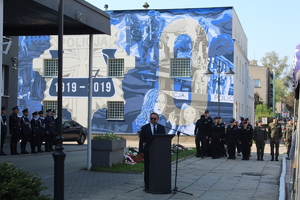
[159,32,170,62]
[141,10,165,65]
[174,34,192,58]
[168,103,199,135]
[192,60,207,94]
[132,88,171,133]
[18,76,31,111]
[125,14,144,59]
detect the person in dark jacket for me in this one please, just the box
[239,118,253,160]
[20,108,30,154]
[210,116,222,159]
[218,116,226,157]
[30,111,40,153]
[194,115,207,158]
[253,119,267,161]
[9,106,21,155]
[225,118,238,159]
[44,109,56,152]
[203,110,213,156]
[268,116,282,161]
[0,106,7,156]
[38,110,46,152]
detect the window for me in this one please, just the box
[254,79,261,87]
[44,59,58,77]
[170,58,191,77]
[108,58,124,77]
[43,101,57,113]
[107,101,124,120]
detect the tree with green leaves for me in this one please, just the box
[260,51,289,77]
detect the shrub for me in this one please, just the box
[0,162,51,200]
[93,133,124,140]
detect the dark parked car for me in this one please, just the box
[62,119,87,145]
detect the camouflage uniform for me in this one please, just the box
[253,125,267,160]
[284,124,293,157]
[268,122,282,161]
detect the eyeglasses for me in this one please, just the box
[150,118,157,120]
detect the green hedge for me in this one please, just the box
[0,162,51,200]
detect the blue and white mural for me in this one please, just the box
[18,7,235,135]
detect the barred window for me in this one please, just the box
[170,58,191,77]
[44,59,58,77]
[108,58,124,77]
[107,101,124,120]
[43,101,57,114]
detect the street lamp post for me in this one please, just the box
[204,58,235,116]
[52,0,66,199]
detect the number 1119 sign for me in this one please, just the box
[49,78,115,97]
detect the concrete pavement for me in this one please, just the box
[0,138,285,200]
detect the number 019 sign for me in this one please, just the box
[49,78,115,97]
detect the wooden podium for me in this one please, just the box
[147,134,175,194]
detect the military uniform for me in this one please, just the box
[1,107,7,155]
[45,110,56,151]
[268,122,282,161]
[194,115,208,158]
[284,123,293,157]
[219,121,226,157]
[38,111,46,152]
[210,120,223,159]
[203,114,213,156]
[9,107,21,155]
[240,124,253,160]
[20,109,30,154]
[253,125,267,161]
[225,122,238,159]
[31,112,41,153]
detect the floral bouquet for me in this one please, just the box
[123,146,144,165]
[171,143,189,153]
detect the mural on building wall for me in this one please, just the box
[18,7,234,134]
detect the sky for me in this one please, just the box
[86,0,299,66]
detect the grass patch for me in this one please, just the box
[91,148,196,173]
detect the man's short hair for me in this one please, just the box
[150,112,159,119]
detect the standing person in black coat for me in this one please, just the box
[210,116,222,159]
[225,118,238,159]
[0,106,7,156]
[203,109,213,156]
[218,117,226,157]
[240,118,253,160]
[20,108,30,154]
[44,109,56,152]
[38,110,46,152]
[30,112,40,153]
[194,115,208,158]
[9,106,21,155]
[138,112,166,192]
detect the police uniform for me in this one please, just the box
[38,110,46,151]
[240,122,253,160]
[225,118,238,159]
[30,112,41,153]
[44,109,56,151]
[210,117,222,159]
[268,118,283,161]
[194,115,207,158]
[20,108,30,154]
[0,106,7,156]
[9,106,21,155]
[253,121,267,161]
[203,111,213,156]
[218,118,226,157]
[284,120,293,157]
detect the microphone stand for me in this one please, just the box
[164,126,193,196]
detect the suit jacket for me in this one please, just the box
[138,123,166,153]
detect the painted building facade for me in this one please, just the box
[17,7,251,134]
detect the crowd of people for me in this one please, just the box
[194,110,296,161]
[0,106,57,156]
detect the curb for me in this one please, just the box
[279,156,286,200]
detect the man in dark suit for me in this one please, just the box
[138,112,166,192]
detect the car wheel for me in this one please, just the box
[77,134,85,145]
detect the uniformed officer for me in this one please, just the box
[240,118,253,160]
[253,119,267,161]
[203,109,213,157]
[210,116,222,159]
[194,115,207,158]
[20,108,30,154]
[38,110,46,152]
[218,116,226,157]
[0,106,7,156]
[9,106,21,155]
[284,118,293,157]
[45,109,56,151]
[235,120,242,156]
[268,116,282,161]
[225,118,238,159]
[30,111,41,153]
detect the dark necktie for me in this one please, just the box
[153,124,157,134]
